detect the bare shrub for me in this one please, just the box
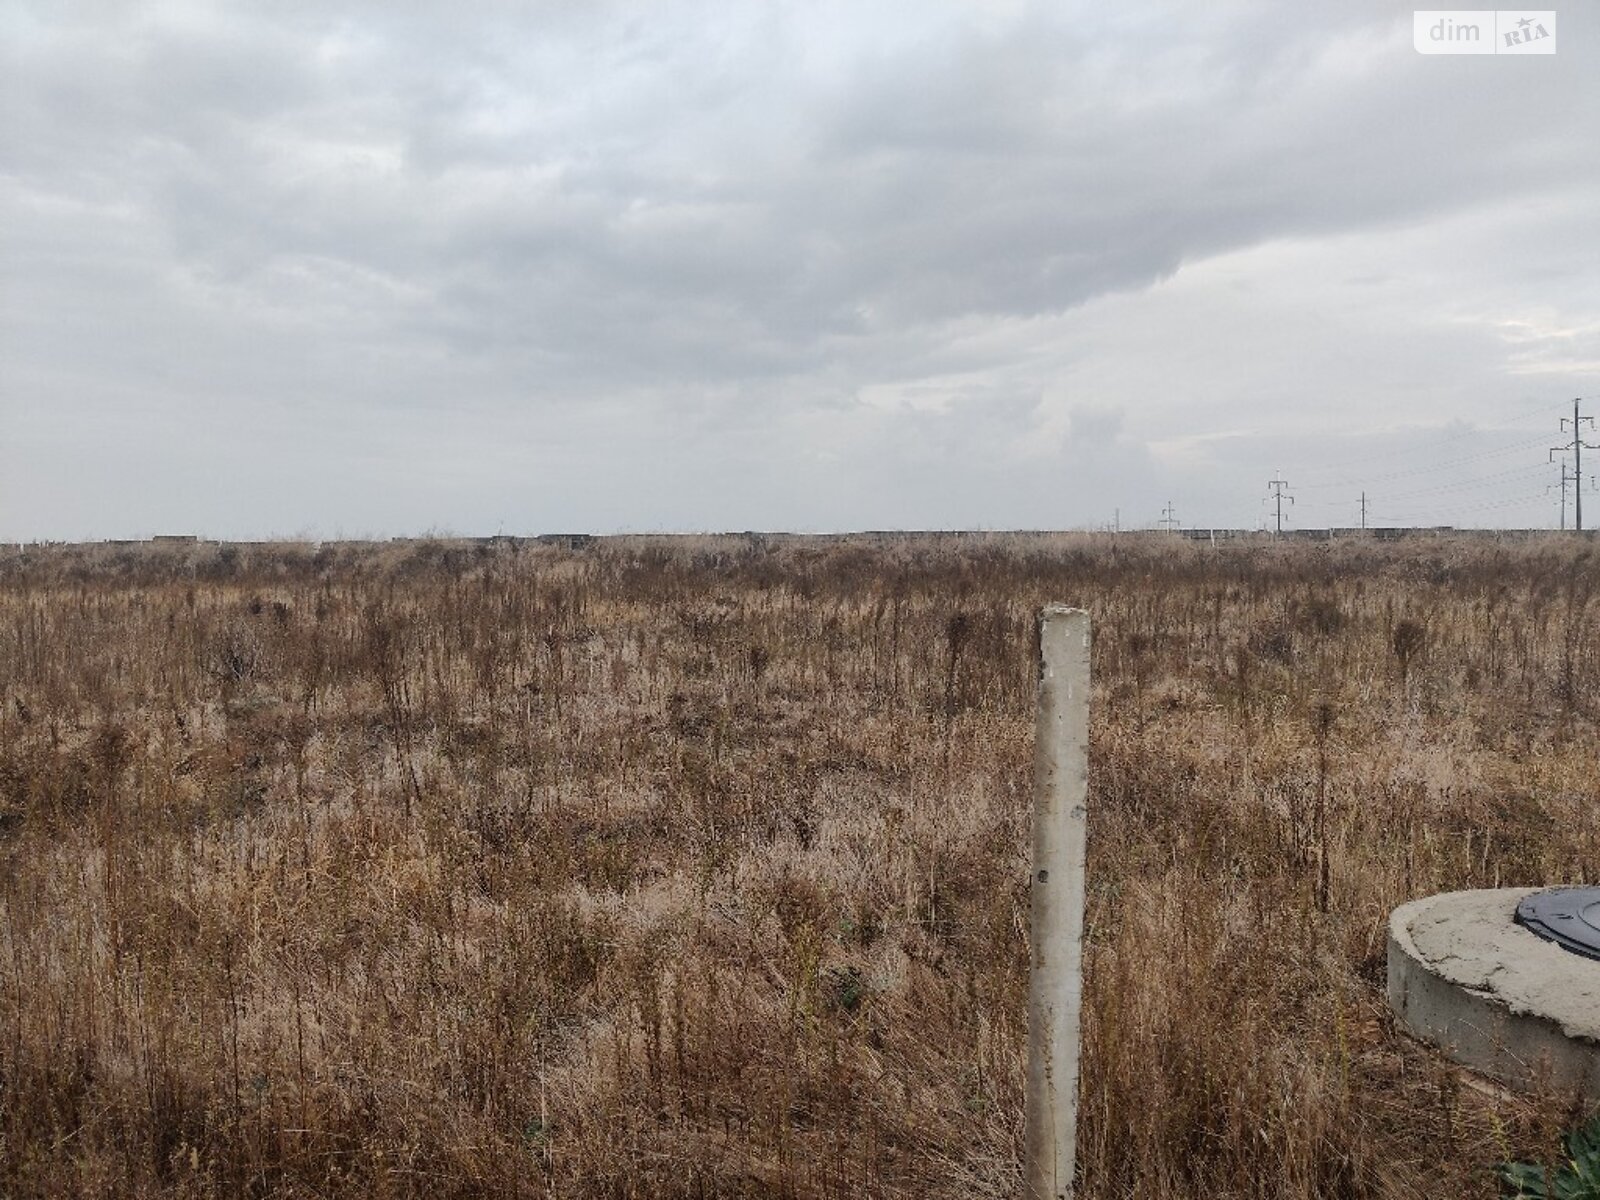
[1392,618,1426,682]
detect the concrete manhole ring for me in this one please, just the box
[1388,888,1600,1098]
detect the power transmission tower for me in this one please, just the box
[1551,398,1599,532]
[1359,491,1369,531]
[1158,501,1179,533]
[1548,463,1572,530]
[1267,475,1293,535]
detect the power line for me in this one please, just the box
[1295,399,1596,530]
[1375,462,1550,504]
[1372,489,1552,524]
[1296,433,1555,490]
[1295,396,1573,478]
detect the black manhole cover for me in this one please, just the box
[1515,887,1600,961]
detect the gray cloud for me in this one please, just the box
[2,0,1597,537]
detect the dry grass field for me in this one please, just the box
[0,532,1596,1198]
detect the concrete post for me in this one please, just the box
[1025,606,1090,1200]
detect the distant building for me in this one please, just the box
[536,534,595,551]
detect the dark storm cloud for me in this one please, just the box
[2,1,1597,536]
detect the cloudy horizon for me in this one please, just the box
[3,1,1597,540]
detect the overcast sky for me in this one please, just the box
[2,1,1597,538]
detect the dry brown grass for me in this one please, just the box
[1,532,1597,1198]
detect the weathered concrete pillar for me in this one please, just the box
[1026,605,1090,1200]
